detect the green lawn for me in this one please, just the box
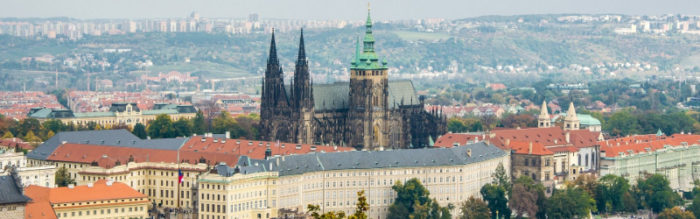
[391,31,451,41]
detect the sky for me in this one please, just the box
[2,0,700,20]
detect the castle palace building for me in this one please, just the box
[260,10,446,150]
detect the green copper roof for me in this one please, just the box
[553,113,601,126]
[351,8,387,71]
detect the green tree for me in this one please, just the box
[173,118,193,137]
[492,162,511,193]
[212,111,237,134]
[481,183,510,219]
[605,109,640,136]
[637,174,682,213]
[350,190,369,219]
[689,193,700,219]
[132,123,147,139]
[546,187,596,218]
[596,174,635,214]
[42,119,66,134]
[55,167,75,187]
[389,178,449,219]
[459,196,491,219]
[658,207,696,219]
[147,114,176,139]
[192,110,206,135]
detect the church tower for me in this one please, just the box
[292,29,315,144]
[538,100,551,128]
[563,102,580,130]
[260,29,292,141]
[348,7,390,149]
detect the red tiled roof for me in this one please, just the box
[599,134,700,157]
[24,186,56,219]
[489,127,599,149]
[0,138,33,150]
[45,136,354,168]
[25,180,146,205]
[181,136,355,160]
[508,141,553,155]
[433,133,484,148]
[47,143,239,168]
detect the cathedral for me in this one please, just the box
[259,10,446,150]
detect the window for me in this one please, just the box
[524,159,529,166]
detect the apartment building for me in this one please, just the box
[197,142,510,219]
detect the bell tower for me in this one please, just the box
[348,7,390,149]
[538,100,551,128]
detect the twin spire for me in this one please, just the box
[266,28,307,71]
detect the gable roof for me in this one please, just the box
[25,179,146,205]
[0,175,30,205]
[24,186,56,219]
[599,134,700,158]
[311,80,420,111]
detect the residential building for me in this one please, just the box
[24,179,149,219]
[599,133,700,192]
[0,175,30,219]
[197,142,510,219]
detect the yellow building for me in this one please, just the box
[28,103,196,128]
[198,142,510,219]
[25,179,149,219]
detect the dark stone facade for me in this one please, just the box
[260,13,445,150]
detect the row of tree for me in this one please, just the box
[446,108,700,138]
[465,163,696,218]
[134,111,260,140]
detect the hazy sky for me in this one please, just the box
[2,0,700,20]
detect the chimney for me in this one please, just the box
[528,142,533,155]
[565,132,570,144]
[467,149,472,157]
[87,183,94,188]
[225,131,230,139]
[147,136,151,140]
[505,139,511,147]
[68,184,75,189]
[106,180,114,186]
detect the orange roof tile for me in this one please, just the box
[434,133,484,148]
[181,136,355,160]
[599,134,700,157]
[47,180,146,203]
[24,186,56,219]
[508,141,553,155]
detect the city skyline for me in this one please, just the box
[2,0,700,20]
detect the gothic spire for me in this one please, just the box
[268,28,279,67]
[297,28,306,64]
[363,5,375,53]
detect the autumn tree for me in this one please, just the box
[459,196,490,219]
[350,190,369,219]
[307,204,346,219]
[510,176,545,218]
[657,207,696,219]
